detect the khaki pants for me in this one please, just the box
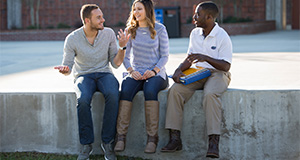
[165,70,231,135]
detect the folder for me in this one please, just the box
[179,67,211,85]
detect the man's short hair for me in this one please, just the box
[80,4,99,24]
[199,1,219,19]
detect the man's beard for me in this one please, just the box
[90,21,104,30]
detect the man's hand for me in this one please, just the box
[113,29,131,67]
[54,66,70,75]
[172,68,186,83]
[188,53,231,72]
[187,53,208,63]
[117,29,131,48]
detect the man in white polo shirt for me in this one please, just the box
[161,1,232,158]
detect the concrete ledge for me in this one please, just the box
[0,90,299,160]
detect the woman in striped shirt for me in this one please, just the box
[114,0,169,154]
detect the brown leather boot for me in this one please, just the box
[206,134,220,158]
[160,129,182,152]
[144,100,159,153]
[144,134,158,153]
[114,100,132,152]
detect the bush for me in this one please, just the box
[57,23,71,29]
[26,25,39,29]
[73,21,83,28]
[186,16,193,24]
[46,25,54,29]
[223,16,253,23]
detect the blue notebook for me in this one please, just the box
[169,67,211,85]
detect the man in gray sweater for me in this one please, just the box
[54,4,130,160]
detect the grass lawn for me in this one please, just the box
[0,152,148,160]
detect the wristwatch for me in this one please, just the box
[119,46,126,50]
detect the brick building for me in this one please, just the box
[0,0,299,40]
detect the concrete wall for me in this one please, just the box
[0,90,299,160]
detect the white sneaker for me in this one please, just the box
[101,140,117,160]
[77,144,93,160]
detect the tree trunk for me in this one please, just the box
[233,0,238,17]
[238,0,243,18]
[214,0,226,24]
[29,0,35,26]
[35,0,40,29]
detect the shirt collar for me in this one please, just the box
[207,22,219,37]
[80,27,101,46]
[80,26,101,38]
[200,22,219,38]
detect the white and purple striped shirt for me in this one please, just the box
[123,22,169,79]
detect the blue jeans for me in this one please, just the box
[120,75,168,101]
[74,72,119,145]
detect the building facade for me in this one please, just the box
[0,0,299,38]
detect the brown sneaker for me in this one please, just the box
[206,134,220,158]
[161,130,182,152]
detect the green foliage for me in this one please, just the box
[46,25,55,29]
[223,16,253,23]
[26,25,39,29]
[57,23,71,29]
[0,152,149,160]
[0,152,76,160]
[186,16,193,24]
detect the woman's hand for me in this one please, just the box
[131,70,143,80]
[142,70,156,80]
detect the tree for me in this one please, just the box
[214,0,227,24]
[35,0,40,29]
[25,0,40,29]
[233,0,243,18]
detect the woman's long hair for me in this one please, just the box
[126,0,156,39]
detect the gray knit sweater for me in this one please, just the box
[62,27,118,78]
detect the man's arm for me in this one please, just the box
[187,53,231,72]
[54,66,71,75]
[113,49,126,67]
[172,57,192,83]
[54,35,75,76]
[113,29,131,67]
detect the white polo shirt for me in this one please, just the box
[187,23,232,69]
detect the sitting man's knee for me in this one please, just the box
[203,91,219,99]
[77,97,92,108]
[104,89,119,100]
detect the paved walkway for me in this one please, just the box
[0,30,299,92]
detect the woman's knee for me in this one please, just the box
[120,89,135,101]
[144,89,158,100]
